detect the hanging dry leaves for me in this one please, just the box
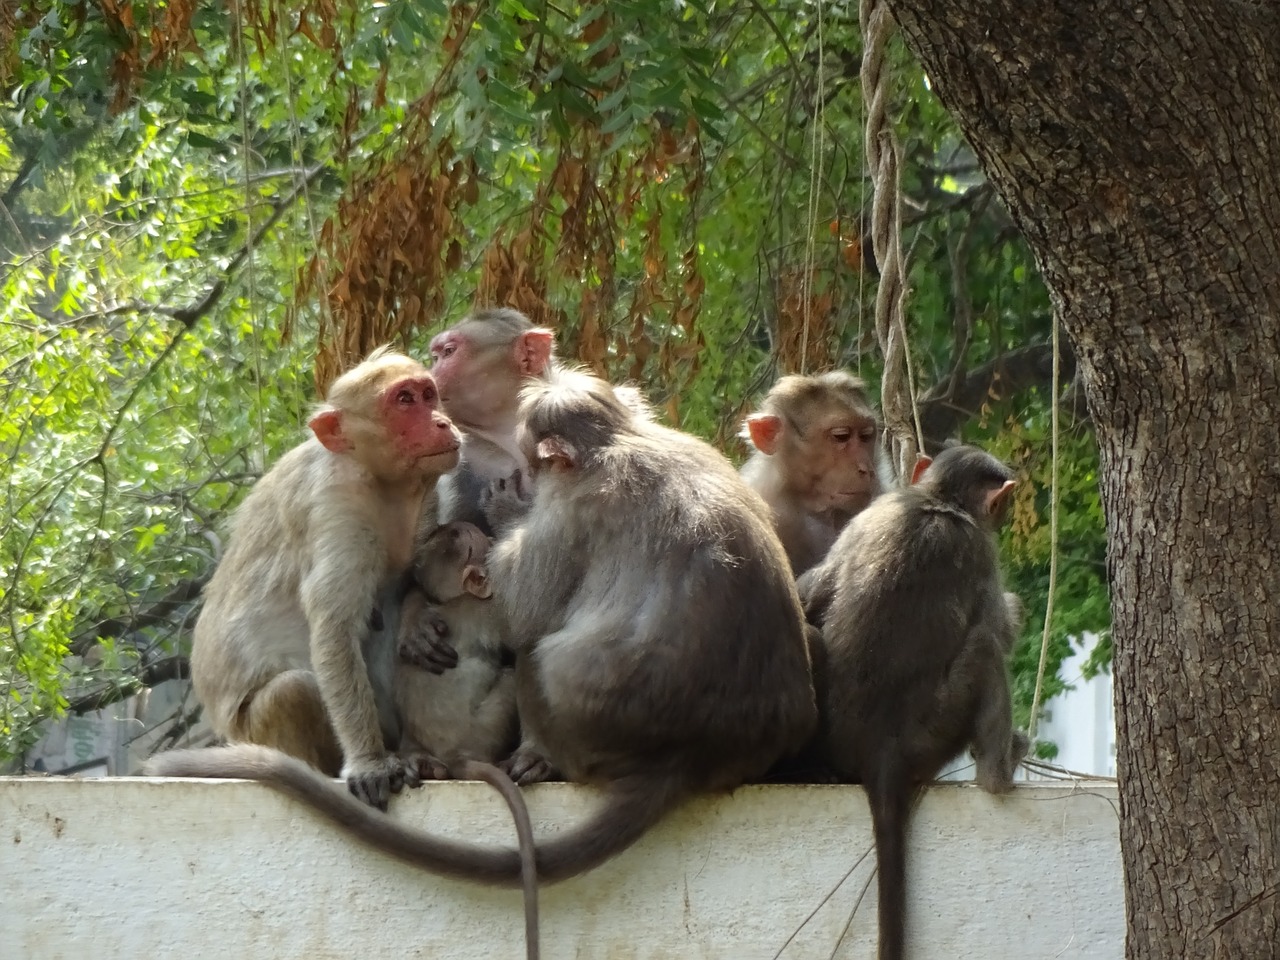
[775,268,837,374]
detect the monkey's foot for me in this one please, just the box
[343,753,407,811]
[479,469,533,536]
[401,751,451,787]
[500,746,558,785]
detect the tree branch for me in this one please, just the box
[917,338,1078,445]
[69,576,207,656]
[67,656,191,715]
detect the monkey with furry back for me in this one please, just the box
[797,445,1029,960]
[394,521,517,780]
[148,367,817,887]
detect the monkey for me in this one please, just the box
[146,366,817,889]
[740,371,887,576]
[187,348,462,810]
[796,444,1028,960]
[394,521,518,780]
[427,307,556,530]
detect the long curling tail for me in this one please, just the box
[145,746,686,889]
[866,766,912,960]
[454,760,539,960]
[146,745,522,881]
[533,770,687,883]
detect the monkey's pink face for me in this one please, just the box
[381,375,461,468]
[804,417,880,514]
[428,330,510,427]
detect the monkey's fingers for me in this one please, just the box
[398,635,460,673]
[502,748,557,786]
[345,756,408,810]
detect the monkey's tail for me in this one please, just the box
[454,760,539,960]
[866,764,912,960]
[145,745,524,882]
[145,746,682,889]
[532,771,688,884]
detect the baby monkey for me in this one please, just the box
[395,521,518,780]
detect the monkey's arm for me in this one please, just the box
[796,563,837,626]
[301,528,405,809]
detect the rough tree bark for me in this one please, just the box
[883,2,1280,957]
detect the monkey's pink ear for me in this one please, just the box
[910,455,933,485]
[462,565,492,600]
[744,414,783,454]
[516,329,555,376]
[986,479,1016,518]
[308,409,351,453]
[535,436,576,469]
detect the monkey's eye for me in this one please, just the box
[860,427,877,443]
[830,428,852,443]
[397,389,415,404]
[438,343,456,359]
[423,385,437,402]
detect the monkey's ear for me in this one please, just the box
[985,479,1016,519]
[910,455,933,485]
[744,414,783,454]
[308,409,351,453]
[462,565,492,599]
[535,436,576,470]
[516,329,555,376]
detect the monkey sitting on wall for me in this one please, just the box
[186,347,461,809]
[797,444,1029,960]
[147,366,817,888]
[740,371,887,576]
[394,521,518,781]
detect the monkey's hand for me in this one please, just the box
[500,744,558,785]
[401,750,451,787]
[343,753,407,811]
[398,606,459,674]
[479,469,533,537]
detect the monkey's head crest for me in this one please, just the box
[517,368,646,472]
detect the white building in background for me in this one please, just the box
[1033,634,1116,778]
[938,632,1116,782]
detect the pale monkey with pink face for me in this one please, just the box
[740,372,887,576]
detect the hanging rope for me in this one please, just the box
[1027,320,1063,745]
[860,0,922,478]
[799,0,828,375]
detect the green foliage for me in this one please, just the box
[0,0,1109,764]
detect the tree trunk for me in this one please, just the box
[881,2,1280,957]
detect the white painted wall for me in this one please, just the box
[0,777,1121,959]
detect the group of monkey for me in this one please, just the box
[146,308,1028,960]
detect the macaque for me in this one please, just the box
[148,367,817,889]
[740,371,886,576]
[395,522,517,780]
[188,348,461,809]
[428,308,555,528]
[796,445,1028,960]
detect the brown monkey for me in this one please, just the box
[796,444,1028,960]
[427,308,555,528]
[188,348,461,809]
[148,367,817,888]
[740,371,886,576]
[395,521,517,780]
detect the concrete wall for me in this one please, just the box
[0,777,1122,959]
